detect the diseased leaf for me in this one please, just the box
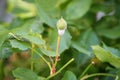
[65,0,92,19]
[92,45,120,68]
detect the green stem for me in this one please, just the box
[47,58,74,80]
[79,63,92,78]
[55,35,61,66]
[9,32,21,40]
[32,49,52,70]
[9,32,52,73]
[31,43,34,71]
[0,59,4,80]
[80,73,116,80]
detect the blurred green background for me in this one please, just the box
[0,0,120,80]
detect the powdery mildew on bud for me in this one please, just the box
[58,30,65,36]
[57,17,67,36]
[91,61,95,64]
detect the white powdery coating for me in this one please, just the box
[91,61,95,64]
[108,10,115,16]
[58,29,65,36]
[96,11,106,21]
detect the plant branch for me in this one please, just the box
[79,63,92,78]
[9,32,21,40]
[9,32,52,73]
[47,58,74,80]
[80,73,116,80]
[55,35,61,66]
[31,43,34,71]
[32,49,52,70]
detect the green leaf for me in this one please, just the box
[30,20,44,34]
[13,68,39,80]
[35,0,61,17]
[92,45,120,68]
[73,51,90,68]
[65,0,92,20]
[9,33,45,50]
[0,60,4,80]
[11,19,44,35]
[38,76,46,80]
[10,0,36,19]
[97,26,120,39]
[48,30,72,54]
[72,43,91,56]
[39,48,56,57]
[0,25,8,48]
[35,0,56,28]
[117,70,120,80]
[11,21,32,35]
[61,71,77,80]
[10,40,30,51]
[103,44,120,57]
[23,0,34,3]
[72,29,99,56]
[0,31,8,59]
[55,0,68,7]
[0,41,13,59]
[22,33,45,46]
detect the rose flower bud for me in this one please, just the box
[57,17,67,36]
